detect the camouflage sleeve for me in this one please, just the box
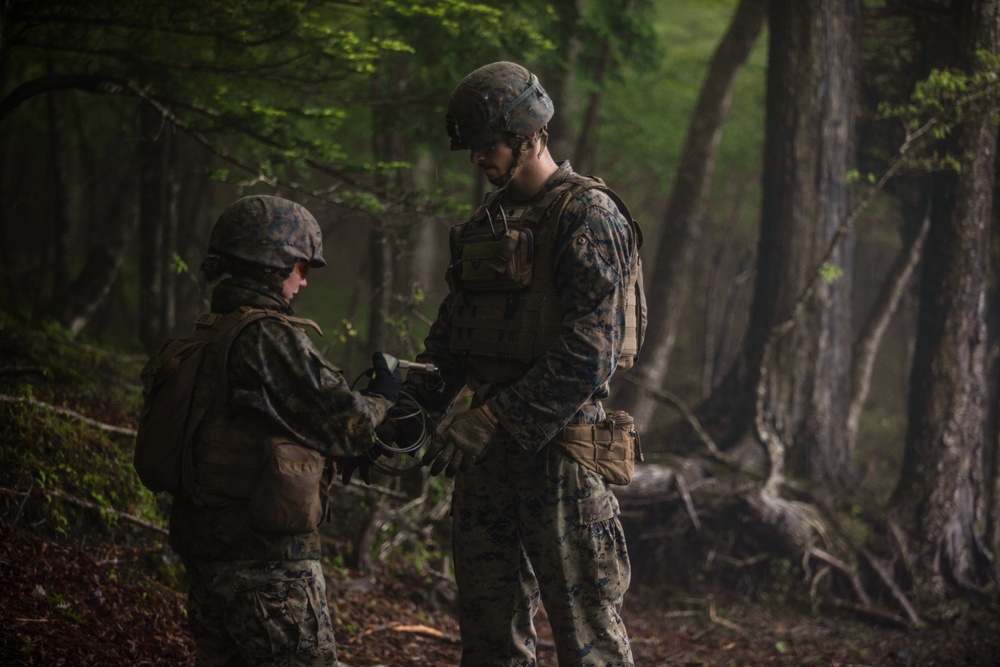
[488,188,635,453]
[228,319,392,458]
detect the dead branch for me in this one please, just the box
[0,486,168,538]
[0,395,136,437]
[618,375,727,461]
[829,600,913,630]
[0,366,48,377]
[709,600,748,635]
[675,474,702,532]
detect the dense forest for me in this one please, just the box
[3,0,1000,653]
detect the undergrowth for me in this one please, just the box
[0,311,165,562]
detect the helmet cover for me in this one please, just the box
[446,61,555,151]
[208,195,325,270]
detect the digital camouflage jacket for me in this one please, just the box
[409,161,637,453]
[169,278,391,562]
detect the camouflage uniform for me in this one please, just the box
[410,161,635,666]
[170,278,392,666]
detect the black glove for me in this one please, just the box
[340,448,381,485]
[389,398,430,450]
[364,352,402,403]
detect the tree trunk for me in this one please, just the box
[367,56,415,355]
[571,0,632,174]
[138,103,167,351]
[46,82,72,306]
[619,0,767,427]
[891,0,1000,594]
[708,0,859,492]
[541,0,582,164]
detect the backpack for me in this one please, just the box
[552,179,647,371]
[134,306,275,493]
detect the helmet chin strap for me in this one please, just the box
[492,135,530,188]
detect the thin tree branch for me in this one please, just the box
[0,395,136,437]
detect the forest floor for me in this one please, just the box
[3,521,1000,666]
[2,315,1000,666]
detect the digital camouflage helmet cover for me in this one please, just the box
[446,61,555,151]
[208,195,325,271]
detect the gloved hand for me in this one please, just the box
[340,448,381,485]
[421,405,498,478]
[364,352,402,403]
[390,398,431,451]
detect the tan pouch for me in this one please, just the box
[553,411,642,486]
[248,437,326,534]
[458,228,533,290]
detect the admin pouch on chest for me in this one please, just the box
[454,204,534,291]
[553,410,643,485]
[135,306,329,533]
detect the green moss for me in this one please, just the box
[0,310,175,584]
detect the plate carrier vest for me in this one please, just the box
[447,174,645,385]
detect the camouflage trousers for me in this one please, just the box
[452,437,633,667]
[184,558,339,667]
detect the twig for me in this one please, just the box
[708,600,748,635]
[675,474,702,532]
[0,486,168,538]
[359,623,460,644]
[829,599,912,630]
[617,375,738,469]
[858,545,920,627]
[6,479,35,529]
[0,366,48,377]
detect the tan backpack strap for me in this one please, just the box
[284,315,323,336]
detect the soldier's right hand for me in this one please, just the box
[364,351,402,403]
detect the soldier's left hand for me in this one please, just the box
[421,405,498,477]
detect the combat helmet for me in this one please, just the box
[446,61,554,151]
[208,195,325,271]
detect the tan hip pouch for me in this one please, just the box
[552,410,642,486]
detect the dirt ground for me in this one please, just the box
[3,525,1000,667]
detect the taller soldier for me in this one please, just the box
[408,62,641,667]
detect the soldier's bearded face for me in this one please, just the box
[470,135,513,186]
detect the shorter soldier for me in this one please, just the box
[164,195,400,666]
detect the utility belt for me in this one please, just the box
[551,410,642,486]
[470,384,641,485]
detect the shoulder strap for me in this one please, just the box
[179,307,284,494]
[548,176,643,253]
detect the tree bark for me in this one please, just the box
[367,56,414,355]
[541,0,582,164]
[891,0,1000,594]
[619,0,767,427]
[138,103,167,351]
[45,83,72,306]
[709,0,859,491]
